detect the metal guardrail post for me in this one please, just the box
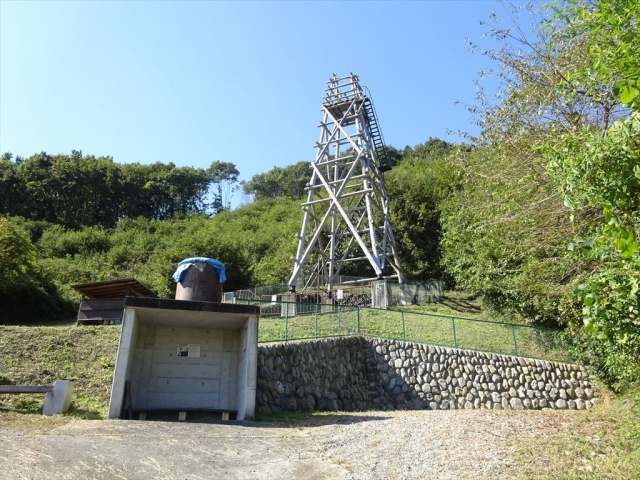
[337,305,341,336]
[314,303,319,339]
[452,317,458,348]
[285,307,289,342]
[511,324,519,356]
[402,310,406,341]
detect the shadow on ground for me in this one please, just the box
[439,294,481,314]
[248,412,393,428]
[126,412,394,428]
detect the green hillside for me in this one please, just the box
[0,326,120,418]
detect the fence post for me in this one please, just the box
[314,303,319,339]
[451,317,458,348]
[338,305,341,336]
[357,307,360,334]
[285,306,289,343]
[401,310,406,341]
[511,324,519,356]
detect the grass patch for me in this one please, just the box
[516,387,640,479]
[0,289,573,422]
[255,410,314,423]
[0,325,120,418]
[255,295,572,363]
[0,411,70,433]
[395,290,487,320]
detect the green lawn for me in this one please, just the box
[255,301,573,363]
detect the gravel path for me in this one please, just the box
[305,410,575,479]
[0,410,579,479]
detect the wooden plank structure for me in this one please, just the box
[72,279,155,326]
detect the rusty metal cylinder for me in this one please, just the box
[175,262,222,302]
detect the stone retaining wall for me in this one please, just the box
[256,337,370,414]
[256,337,595,414]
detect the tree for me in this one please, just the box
[440,1,608,323]
[0,216,36,282]
[439,0,638,389]
[46,151,124,228]
[542,0,640,389]
[208,161,240,213]
[0,154,27,218]
[120,162,210,220]
[0,216,75,323]
[386,139,457,281]
[242,161,312,201]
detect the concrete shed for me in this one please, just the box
[108,297,260,421]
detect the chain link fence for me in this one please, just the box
[225,279,444,308]
[235,298,573,363]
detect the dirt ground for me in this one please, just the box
[0,409,589,480]
[0,418,350,480]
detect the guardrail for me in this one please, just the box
[0,380,74,415]
[236,298,573,363]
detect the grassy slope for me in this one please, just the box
[393,290,488,319]
[256,291,572,362]
[0,292,572,418]
[0,325,120,418]
[517,389,640,479]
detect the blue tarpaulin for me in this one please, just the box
[172,257,226,283]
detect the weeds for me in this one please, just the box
[516,386,640,479]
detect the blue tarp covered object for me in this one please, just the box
[172,257,227,283]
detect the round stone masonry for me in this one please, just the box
[256,336,596,414]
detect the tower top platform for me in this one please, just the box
[323,73,367,120]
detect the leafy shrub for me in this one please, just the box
[38,225,111,258]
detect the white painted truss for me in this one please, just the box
[288,73,404,293]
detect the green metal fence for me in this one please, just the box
[237,298,573,363]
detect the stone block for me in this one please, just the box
[43,380,74,416]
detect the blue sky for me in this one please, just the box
[1,0,532,189]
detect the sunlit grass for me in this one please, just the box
[0,325,120,418]
[254,302,572,363]
[516,387,640,479]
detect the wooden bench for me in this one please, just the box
[0,380,74,415]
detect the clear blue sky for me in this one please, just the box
[1,0,531,190]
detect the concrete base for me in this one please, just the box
[43,380,74,416]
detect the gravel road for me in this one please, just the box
[0,409,580,479]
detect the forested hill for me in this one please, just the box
[0,151,240,226]
[0,137,454,304]
[1,1,638,392]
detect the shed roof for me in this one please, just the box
[71,279,156,299]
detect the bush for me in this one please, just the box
[38,225,111,258]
